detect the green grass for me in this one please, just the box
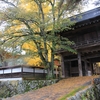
[59,86,87,100]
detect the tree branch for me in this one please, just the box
[0,0,17,7]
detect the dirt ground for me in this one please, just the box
[4,75,99,100]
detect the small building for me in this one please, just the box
[0,65,60,81]
[59,7,100,78]
[0,65,47,81]
[0,50,60,80]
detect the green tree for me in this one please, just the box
[0,0,79,79]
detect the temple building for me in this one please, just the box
[59,7,100,77]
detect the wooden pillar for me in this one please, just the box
[11,68,12,78]
[21,67,23,77]
[90,60,93,75]
[69,61,71,77]
[84,59,88,76]
[60,55,65,78]
[77,52,83,76]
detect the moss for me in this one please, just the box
[59,86,86,100]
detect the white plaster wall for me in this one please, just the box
[4,69,11,74]
[0,70,3,74]
[0,68,46,74]
[23,67,33,72]
[35,69,44,73]
[0,68,22,74]
[12,68,21,73]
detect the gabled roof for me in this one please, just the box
[60,7,100,35]
[71,7,100,23]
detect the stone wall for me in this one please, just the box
[67,78,100,100]
[0,79,58,99]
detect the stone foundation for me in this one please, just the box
[0,79,58,99]
[67,78,100,100]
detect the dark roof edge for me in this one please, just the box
[70,7,100,23]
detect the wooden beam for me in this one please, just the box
[69,61,71,77]
[89,60,93,75]
[77,52,83,76]
[60,55,65,78]
[84,54,100,59]
[82,59,90,63]
[64,58,78,62]
[21,67,23,77]
[79,46,100,53]
[84,59,88,76]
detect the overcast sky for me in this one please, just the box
[0,0,99,31]
[82,0,100,11]
[0,0,99,10]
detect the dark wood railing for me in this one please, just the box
[74,37,100,49]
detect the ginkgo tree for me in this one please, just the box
[0,0,82,79]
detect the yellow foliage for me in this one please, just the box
[5,20,25,35]
[20,2,38,12]
[22,42,37,52]
[19,0,51,17]
[25,57,42,67]
[3,0,59,67]
[14,0,53,32]
[22,41,54,66]
[22,42,42,66]
[12,20,21,24]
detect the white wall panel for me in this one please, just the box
[4,69,11,74]
[23,68,33,72]
[35,69,43,73]
[12,68,21,73]
[0,70,3,74]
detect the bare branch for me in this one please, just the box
[0,0,17,7]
